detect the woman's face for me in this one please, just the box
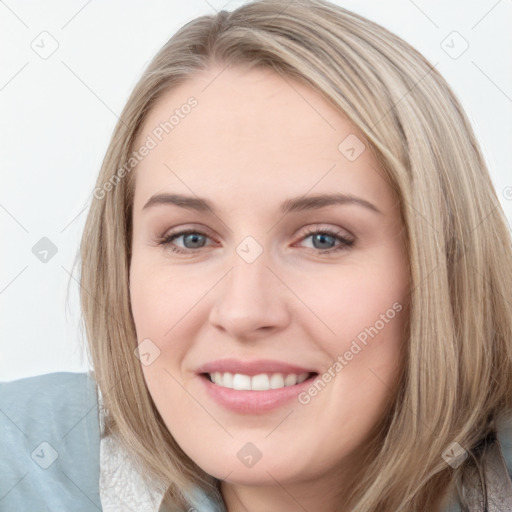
[129,64,409,495]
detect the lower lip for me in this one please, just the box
[199,374,317,413]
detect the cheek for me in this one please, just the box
[298,265,407,354]
[129,259,211,402]
[129,260,189,394]
[129,258,202,340]
[296,262,407,422]
[129,265,196,420]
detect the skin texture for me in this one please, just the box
[129,63,410,512]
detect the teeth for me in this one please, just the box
[270,374,284,389]
[251,374,270,390]
[296,372,309,384]
[284,374,298,386]
[233,373,251,391]
[208,372,310,391]
[223,372,234,389]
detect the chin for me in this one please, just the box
[193,449,308,486]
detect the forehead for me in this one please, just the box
[131,64,392,213]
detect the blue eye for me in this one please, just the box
[158,230,211,254]
[297,227,355,253]
[158,227,354,255]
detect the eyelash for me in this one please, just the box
[156,226,355,256]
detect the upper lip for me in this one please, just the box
[196,358,317,377]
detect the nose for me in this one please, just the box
[208,247,291,341]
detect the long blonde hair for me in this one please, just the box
[78,0,512,509]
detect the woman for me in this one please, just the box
[2,0,512,510]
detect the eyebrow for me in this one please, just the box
[142,192,382,215]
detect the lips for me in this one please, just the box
[196,358,319,413]
[196,358,317,376]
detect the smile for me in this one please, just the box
[206,372,311,391]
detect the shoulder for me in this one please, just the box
[497,414,512,479]
[438,416,512,512]
[0,372,102,511]
[0,370,96,404]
